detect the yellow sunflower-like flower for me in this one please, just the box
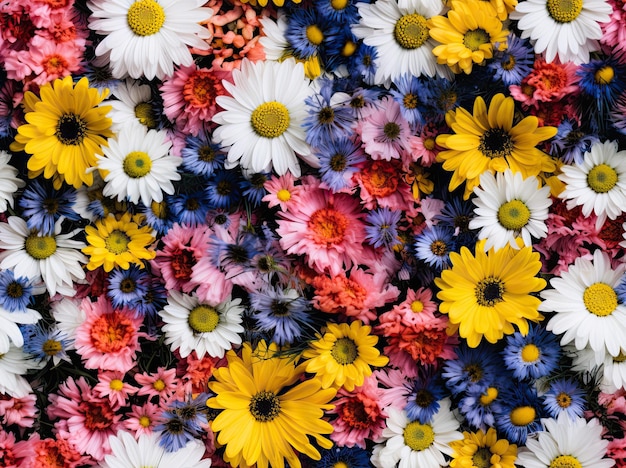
[10,76,113,189]
[82,212,156,272]
[207,341,335,468]
[450,428,518,468]
[302,320,389,391]
[435,93,557,199]
[428,0,509,74]
[434,240,546,348]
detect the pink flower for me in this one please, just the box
[601,0,626,63]
[122,402,162,438]
[134,367,178,401]
[262,172,303,212]
[0,430,17,467]
[0,394,37,428]
[354,158,415,213]
[94,371,138,408]
[382,287,439,326]
[188,256,234,305]
[13,433,90,468]
[176,351,221,395]
[357,97,412,161]
[509,58,580,107]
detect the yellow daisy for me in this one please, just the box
[82,212,156,272]
[10,76,113,189]
[207,341,335,468]
[450,427,518,468]
[435,93,557,199]
[434,240,546,348]
[302,320,388,391]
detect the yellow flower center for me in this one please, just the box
[502,55,517,71]
[188,305,220,333]
[587,164,618,193]
[549,455,582,468]
[56,113,86,146]
[127,0,166,36]
[546,0,583,23]
[153,379,165,391]
[330,153,347,172]
[472,448,492,468]
[331,0,348,10]
[151,200,168,219]
[614,352,626,363]
[480,387,498,405]
[521,343,540,362]
[110,379,124,391]
[250,101,290,139]
[309,208,348,244]
[403,93,419,110]
[498,199,531,230]
[475,277,504,307]
[424,137,436,150]
[403,421,435,451]
[341,40,357,57]
[595,66,615,85]
[25,234,57,260]
[394,14,429,50]
[411,300,424,313]
[249,390,281,422]
[123,151,153,178]
[306,25,324,45]
[583,283,617,317]
[556,392,572,408]
[479,127,514,159]
[333,463,349,468]
[134,102,157,128]
[139,415,151,427]
[510,406,536,426]
[43,339,62,356]
[330,337,358,365]
[276,189,292,202]
[430,239,447,256]
[463,28,490,51]
[105,230,130,255]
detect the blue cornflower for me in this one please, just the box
[209,231,260,278]
[364,207,402,249]
[349,43,378,85]
[180,133,226,177]
[543,378,587,420]
[488,33,534,86]
[19,179,80,234]
[170,189,211,227]
[321,26,359,73]
[414,225,456,270]
[315,0,360,24]
[389,75,428,128]
[304,78,354,147]
[156,407,199,452]
[346,85,381,118]
[285,8,338,61]
[502,324,562,381]
[205,170,242,210]
[404,376,447,424]
[81,63,121,93]
[435,196,477,247]
[550,118,599,165]
[493,385,544,445]
[169,393,210,433]
[107,265,149,311]
[422,77,460,122]
[442,343,505,396]
[459,382,511,431]
[139,196,175,236]
[239,172,269,208]
[22,324,71,364]
[578,58,626,104]
[134,276,168,319]
[316,137,366,192]
[316,446,371,468]
[249,287,312,345]
[0,270,34,312]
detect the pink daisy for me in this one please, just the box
[409,123,445,167]
[134,367,178,401]
[262,172,303,212]
[122,402,162,438]
[381,287,439,327]
[74,296,145,374]
[374,368,413,411]
[357,97,413,161]
[12,433,90,468]
[94,371,138,408]
[276,185,366,276]
[0,394,37,428]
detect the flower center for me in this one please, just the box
[394,14,429,50]
[583,283,617,317]
[330,153,348,172]
[56,113,86,145]
[171,249,194,280]
[521,343,540,362]
[463,28,490,51]
[333,463,349,468]
[498,199,531,230]
[123,151,152,178]
[270,299,291,316]
[549,455,582,468]
[110,379,124,391]
[411,300,424,313]
[151,200,168,219]
[249,390,281,422]
[383,122,401,140]
[614,352,626,363]
[184,71,219,109]
[127,0,166,36]
[25,234,57,260]
[308,207,348,245]
[199,145,216,162]
[587,164,618,193]
[134,102,157,128]
[6,282,24,299]
[414,389,435,408]
[472,448,491,468]
[403,421,435,451]
[465,363,484,382]
[188,305,220,333]
[479,128,514,159]
[306,24,324,46]
[556,392,572,408]
[120,278,137,293]
[43,198,59,215]
[139,415,151,427]
[595,66,615,85]
[330,337,358,365]
[509,406,536,426]
[480,387,498,405]
[153,379,166,391]
[318,106,335,124]
[90,312,135,353]
[502,54,517,71]
[80,400,116,431]
[276,189,292,202]
[250,101,290,138]
[475,277,504,307]
[43,339,62,356]
[430,239,447,256]
[331,0,348,10]
[403,93,419,110]
[105,230,130,255]
[546,0,583,23]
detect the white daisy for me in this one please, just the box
[540,249,626,358]
[510,0,612,64]
[87,0,213,80]
[50,296,85,343]
[0,344,42,397]
[351,0,448,86]
[100,430,212,468]
[107,78,156,132]
[0,306,41,354]
[97,126,181,206]
[371,398,462,468]
[517,413,614,468]
[469,169,552,251]
[159,290,244,358]
[259,13,289,62]
[0,150,25,213]
[212,58,318,177]
[0,217,87,297]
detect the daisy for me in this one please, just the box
[501,324,561,381]
[540,249,626,358]
[449,428,518,468]
[97,126,182,206]
[87,0,213,80]
[351,0,447,86]
[493,385,544,445]
[469,169,552,251]
[0,151,25,213]
[509,0,612,64]
[0,305,41,354]
[0,345,41,398]
[212,58,317,177]
[542,378,587,419]
[107,78,158,132]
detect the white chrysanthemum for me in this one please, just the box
[470,169,551,251]
[160,290,244,358]
[87,0,213,80]
[0,306,41,354]
[212,58,318,177]
[558,140,626,228]
[510,0,612,64]
[0,344,42,397]
[351,0,448,86]
[100,430,212,468]
[0,151,25,212]
[371,398,462,468]
[97,126,181,206]
[107,78,156,132]
[540,249,626,358]
[0,217,86,297]
[517,413,614,468]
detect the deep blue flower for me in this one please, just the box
[134,275,168,320]
[181,132,226,177]
[442,342,505,396]
[578,58,626,104]
[414,225,456,270]
[349,43,378,85]
[304,78,354,147]
[316,136,366,192]
[106,265,149,311]
[321,26,360,73]
[550,118,599,165]
[364,207,402,249]
[422,77,460,122]
[316,446,371,468]
[170,189,211,227]
[458,381,512,431]
[156,408,199,452]
[435,196,477,248]
[169,393,210,434]
[19,179,80,234]
[404,375,447,424]
[502,324,562,381]
[285,8,338,61]
[493,384,544,445]
[21,324,71,364]
[205,170,242,210]
[315,0,360,24]
[389,74,428,128]
[239,172,269,207]
[543,377,587,419]
[0,270,34,312]
[488,33,534,86]
[139,196,175,236]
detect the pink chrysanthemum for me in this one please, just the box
[276,185,366,276]
[176,351,221,395]
[357,97,413,161]
[134,367,178,401]
[601,0,626,62]
[354,159,415,213]
[382,287,439,326]
[374,368,413,411]
[122,402,162,438]
[74,297,145,374]
[94,371,139,408]
[187,255,234,305]
[0,394,37,428]
[509,58,580,107]
[13,433,90,468]
[0,430,17,468]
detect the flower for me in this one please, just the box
[493,385,544,445]
[107,78,157,132]
[501,324,561,381]
[0,150,25,213]
[542,378,587,419]
[449,427,518,468]
[87,0,213,80]
[207,341,336,468]
[10,76,113,189]
[0,345,41,398]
